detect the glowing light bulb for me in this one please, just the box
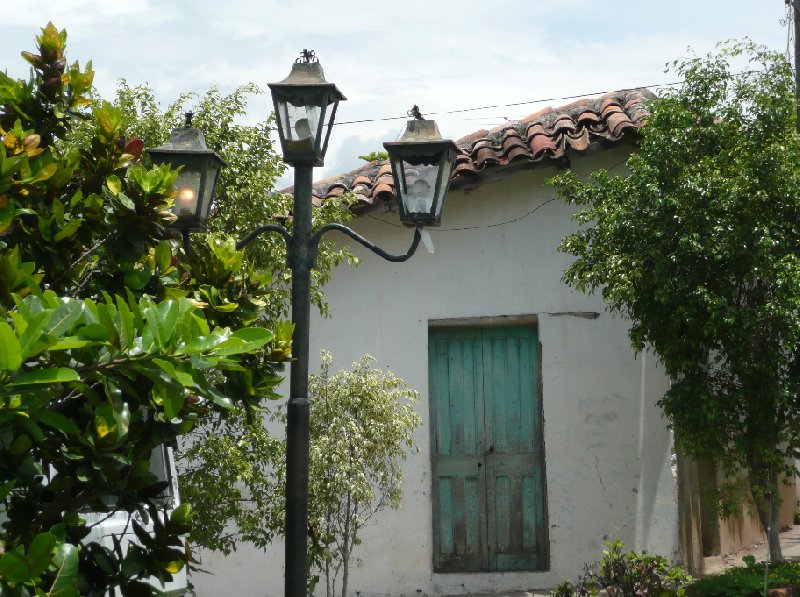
[176,187,195,214]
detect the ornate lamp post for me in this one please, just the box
[169,51,457,597]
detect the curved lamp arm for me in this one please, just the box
[310,224,421,264]
[236,224,292,251]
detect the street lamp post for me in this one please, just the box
[154,50,457,597]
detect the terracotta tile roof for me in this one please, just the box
[284,88,655,209]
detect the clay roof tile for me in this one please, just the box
[282,88,656,208]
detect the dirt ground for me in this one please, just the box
[702,524,800,575]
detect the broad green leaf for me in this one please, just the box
[49,542,78,597]
[174,329,230,355]
[170,503,193,525]
[76,323,108,341]
[106,174,121,195]
[53,218,81,241]
[9,367,79,386]
[35,410,80,435]
[46,300,84,337]
[47,336,96,350]
[28,532,57,577]
[212,327,273,356]
[124,267,150,290]
[155,240,172,272]
[117,192,136,211]
[0,550,32,583]
[153,358,193,386]
[18,310,53,359]
[212,302,239,313]
[0,320,22,370]
[155,382,185,420]
[113,295,134,348]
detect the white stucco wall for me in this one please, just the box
[195,146,680,596]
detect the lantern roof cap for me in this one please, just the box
[148,126,227,164]
[269,61,346,102]
[384,119,458,151]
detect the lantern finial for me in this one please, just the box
[297,49,318,64]
[407,105,424,120]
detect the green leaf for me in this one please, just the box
[18,310,53,360]
[117,192,136,211]
[49,543,78,597]
[47,336,96,350]
[28,532,57,577]
[143,300,178,350]
[212,327,273,356]
[35,410,80,435]
[0,320,22,370]
[53,218,81,242]
[174,328,230,355]
[46,300,84,337]
[106,174,121,195]
[170,503,193,525]
[125,268,151,291]
[0,550,32,583]
[155,240,172,272]
[9,367,79,386]
[115,295,135,350]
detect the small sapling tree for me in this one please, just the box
[306,351,421,597]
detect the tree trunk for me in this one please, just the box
[341,490,351,597]
[748,451,783,562]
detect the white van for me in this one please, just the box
[81,445,188,596]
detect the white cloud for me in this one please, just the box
[5,0,176,31]
[1,0,790,181]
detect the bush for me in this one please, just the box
[552,539,692,596]
[686,555,800,597]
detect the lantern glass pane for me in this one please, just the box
[400,157,440,215]
[434,150,454,218]
[172,168,202,219]
[278,98,321,153]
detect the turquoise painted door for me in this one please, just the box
[429,326,548,573]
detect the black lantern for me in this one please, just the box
[384,115,458,228]
[147,114,225,232]
[268,50,345,166]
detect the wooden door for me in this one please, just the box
[429,326,548,573]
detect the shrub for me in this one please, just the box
[552,539,692,596]
[686,555,800,597]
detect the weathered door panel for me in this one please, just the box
[429,329,486,572]
[429,325,548,574]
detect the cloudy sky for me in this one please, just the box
[1,1,792,185]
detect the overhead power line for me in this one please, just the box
[333,80,683,127]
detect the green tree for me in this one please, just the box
[0,24,289,595]
[549,41,800,560]
[305,351,421,597]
